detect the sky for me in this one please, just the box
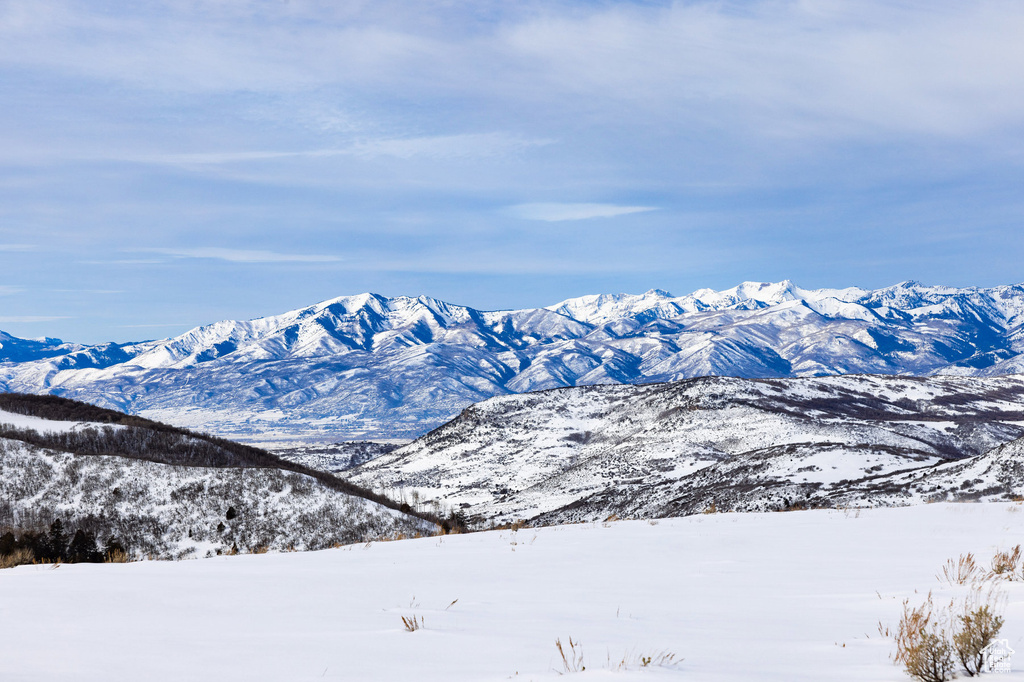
[1,0,1023,344]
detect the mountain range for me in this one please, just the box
[2,280,1024,441]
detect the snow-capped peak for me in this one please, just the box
[4,279,1024,442]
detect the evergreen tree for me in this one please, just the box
[67,529,103,563]
[0,531,15,556]
[46,519,69,562]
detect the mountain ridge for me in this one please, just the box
[3,280,1024,441]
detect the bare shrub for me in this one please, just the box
[889,585,1006,681]
[938,554,980,586]
[400,615,422,632]
[555,637,585,673]
[953,588,1005,677]
[989,545,1022,580]
[104,549,130,563]
[894,594,957,682]
[954,606,1003,676]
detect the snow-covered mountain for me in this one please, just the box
[3,280,1024,441]
[346,373,1024,525]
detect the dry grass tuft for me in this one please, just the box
[0,548,35,569]
[608,649,679,671]
[555,637,585,673]
[401,615,422,632]
[989,545,1022,580]
[938,553,981,586]
[104,549,131,563]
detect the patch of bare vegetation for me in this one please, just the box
[937,553,981,586]
[607,649,679,671]
[989,545,1021,580]
[884,550,1012,681]
[555,637,585,673]
[400,615,423,632]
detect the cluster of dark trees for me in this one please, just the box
[0,422,279,468]
[0,519,127,564]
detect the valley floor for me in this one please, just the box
[3,504,1024,681]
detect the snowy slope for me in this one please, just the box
[348,374,1024,525]
[0,399,436,557]
[3,281,1024,440]
[3,504,1024,681]
[0,438,430,558]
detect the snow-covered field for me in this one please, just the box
[3,503,1024,681]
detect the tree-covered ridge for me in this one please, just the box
[0,392,463,532]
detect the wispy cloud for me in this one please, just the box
[0,244,35,252]
[4,2,1024,139]
[49,288,124,294]
[508,203,657,222]
[118,323,192,329]
[0,315,70,323]
[104,133,549,167]
[0,285,24,295]
[79,259,166,265]
[139,248,342,263]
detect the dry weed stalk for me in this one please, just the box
[937,553,980,586]
[555,637,585,673]
[608,649,678,671]
[400,615,422,632]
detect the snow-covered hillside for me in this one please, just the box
[3,281,1024,440]
[348,374,1024,525]
[0,397,438,557]
[0,439,430,558]
[3,504,1024,681]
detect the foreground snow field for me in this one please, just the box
[3,504,1024,681]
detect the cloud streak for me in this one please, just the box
[0,316,70,323]
[508,203,657,222]
[112,133,551,167]
[138,248,343,263]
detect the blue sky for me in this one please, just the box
[1,0,1023,343]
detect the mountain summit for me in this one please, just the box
[2,281,1024,441]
